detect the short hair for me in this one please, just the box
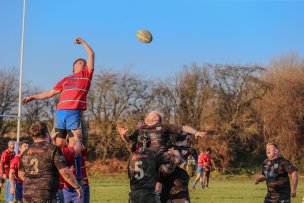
[8,140,15,145]
[266,142,279,149]
[149,111,162,123]
[199,147,205,153]
[19,140,30,147]
[29,121,49,138]
[206,147,212,153]
[73,58,87,67]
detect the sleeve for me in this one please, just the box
[53,77,66,92]
[128,129,139,141]
[128,129,140,152]
[281,159,297,174]
[83,66,94,79]
[61,147,76,163]
[164,124,183,135]
[0,151,8,163]
[18,155,25,173]
[10,158,18,171]
[53,147,68,170]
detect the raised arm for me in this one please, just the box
[182,125,207,138]
[75,37,95,72]
[116,123,130,143]
[22,89,61,104]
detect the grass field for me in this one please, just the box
[1,173,304,203]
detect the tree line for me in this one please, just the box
[1,53,303,172]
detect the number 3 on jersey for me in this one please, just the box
[134,161,144,180]
[29,158,39,175]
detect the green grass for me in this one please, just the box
[2,173,304,203]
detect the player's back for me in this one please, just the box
[128,149,160,191]
[20,141,62,200]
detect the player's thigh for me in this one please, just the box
[65,110,82,130]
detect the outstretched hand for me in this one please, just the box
[195,131,207,138]
[75,37,84,44]
[22,96,34,105]
[116,123,128,136]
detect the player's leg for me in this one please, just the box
[205,170,210,188]
[192,166,203,189]
[82,184,90,203]
[199,173,204,189]
[66,110,83,181]
[15,182,23,203]
[5,180,14,203]
[54,110,69,146]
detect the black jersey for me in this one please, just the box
[261,156,297,201]
[173,145,198,161]
[128,149,177,191]
[128,123,183,152]
[19,141,68,201]
[159,166,190,202]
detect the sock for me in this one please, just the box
[74,154,82,180]
[192,179,199,188]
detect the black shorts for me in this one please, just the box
[129,189,156,203]
[204,170,210,177]
[23,199,56,203]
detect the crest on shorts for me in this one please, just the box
[156,126,162,131]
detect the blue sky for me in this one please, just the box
[1,0,304,90]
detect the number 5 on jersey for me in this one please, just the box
[134,161,144,180]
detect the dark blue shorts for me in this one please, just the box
[55,110,82,130]
[62,184,90,203]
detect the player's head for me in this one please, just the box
[73,58,87,73]
[19,140,30,154]
[144,111,162,126]
[266,142,279,160]
[137,133,151,151]
[30,121,50,141]
[199,147,205,154]
[8,140,15,151]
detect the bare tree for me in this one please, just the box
[86,70,152,160]
[0,68,19,137]
[256,54,304,164]
[210,65,269,171]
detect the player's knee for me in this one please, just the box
[68,129,81,137]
